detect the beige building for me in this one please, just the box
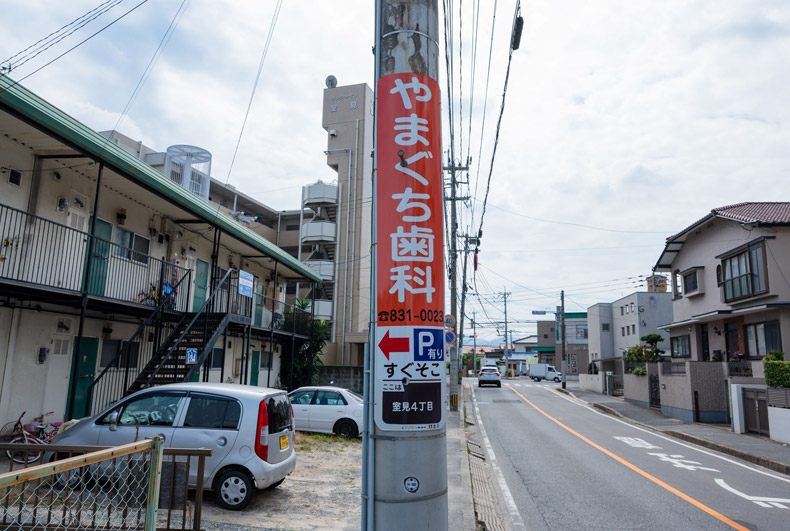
[294,81,374,367]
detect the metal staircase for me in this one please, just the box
[85,269,248,417]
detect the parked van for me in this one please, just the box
[53,382,295,510]
[529,364,562,382]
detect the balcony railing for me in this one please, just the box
[0,202,190,311]
[727,361,754,378]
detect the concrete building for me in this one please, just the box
[536,321,556,364]
[588,292,673,374]
[295,81,373,367]
[558,313,589,375]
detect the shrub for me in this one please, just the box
[764,350,785,362]
[764,360,790,388]
[629,366,647,376]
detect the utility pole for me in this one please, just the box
[560,290,567,389]
[503,289,511,375]
[445,161,468,411]
[368,2,446,529]
[472,311,477,374]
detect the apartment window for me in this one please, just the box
[625,305,629,314]
[210,347,224,370]
[671,335,691,357]
[745,322,780,357]
[576,325,588,339]
[113,227,150,264]
[7,168,22,186]
[620,306,624,316]
[631,324,636,334]
[626,327,630,336]
[720,241,767,302]
[621,327,625,337]
[630,303,635,312]
[285,224,300,231]
[602,323,610,332]
[99,339,139,369]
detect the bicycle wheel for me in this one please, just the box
[6,435,43,464]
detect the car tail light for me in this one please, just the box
[496,372,500,376]
[255,399,269,462]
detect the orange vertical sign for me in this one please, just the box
[376,73,444,327]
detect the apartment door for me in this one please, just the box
[193,259,209,310]
[84,219,112,295]
[250,351,260,386]
[67,337,99,419]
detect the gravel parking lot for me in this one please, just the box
[201,432,362,531]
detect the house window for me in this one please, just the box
[602,323,610,332]
[286,224,300,231]
[672,269,683,299]
[113,227,150,264]
[621,327,625,337]
[721,242,767,302]
[630,303,635,312]
[7,168,22,186]
[625,305,629,314]
[210,347,224,370]
[745,321,780,357]
[620,306,624,316]
[683,271,698,293]
[631,324,636,334]
[671,335,691,357]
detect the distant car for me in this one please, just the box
[478,367,501,387]
[52,382,295,510]
[288,386,363,437]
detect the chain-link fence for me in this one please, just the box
[0,439,163,530]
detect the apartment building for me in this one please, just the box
[0,78,320,424]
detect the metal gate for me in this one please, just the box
[649,373,661,408]
[743,388,770,436]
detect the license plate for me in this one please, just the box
[279,434,289,450]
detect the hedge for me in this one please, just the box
[764,360,790,388]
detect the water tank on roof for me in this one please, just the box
[165,145,212,201]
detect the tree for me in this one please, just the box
[639,333,665,362]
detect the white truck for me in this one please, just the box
[529,363,562,382]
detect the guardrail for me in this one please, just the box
[0,441,209,531]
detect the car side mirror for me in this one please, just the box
[108,411,119,431]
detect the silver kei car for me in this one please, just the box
[53,382,295,510]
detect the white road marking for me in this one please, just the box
[715,478,790,509]
[549,389,790,484]
[613,436,661,449]
[471,386,526,529]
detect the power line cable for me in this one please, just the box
[0,0,151,94]
[1,0,124,73]
[114,0,192,132]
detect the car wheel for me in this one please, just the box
[478,382,482,387]
[215,469,254,510]
[334,419,358,438]
[49,454,88,489]
[554,377,560,382]
[497,382,501,387]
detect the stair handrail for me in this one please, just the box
[140,268,236,388]
[84,269,193,416]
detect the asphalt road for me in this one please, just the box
[471,378,790,531]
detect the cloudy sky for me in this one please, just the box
[3,1,789,342]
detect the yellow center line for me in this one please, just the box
[507,385,749,531]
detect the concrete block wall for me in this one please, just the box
[317,365,364,393]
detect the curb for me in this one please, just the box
[462,384,510,531]
[559,388,790,476]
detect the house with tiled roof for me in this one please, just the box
[652,202,790,435]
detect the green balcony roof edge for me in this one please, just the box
[0,77,321,283]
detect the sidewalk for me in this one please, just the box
[561,387,790,476]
